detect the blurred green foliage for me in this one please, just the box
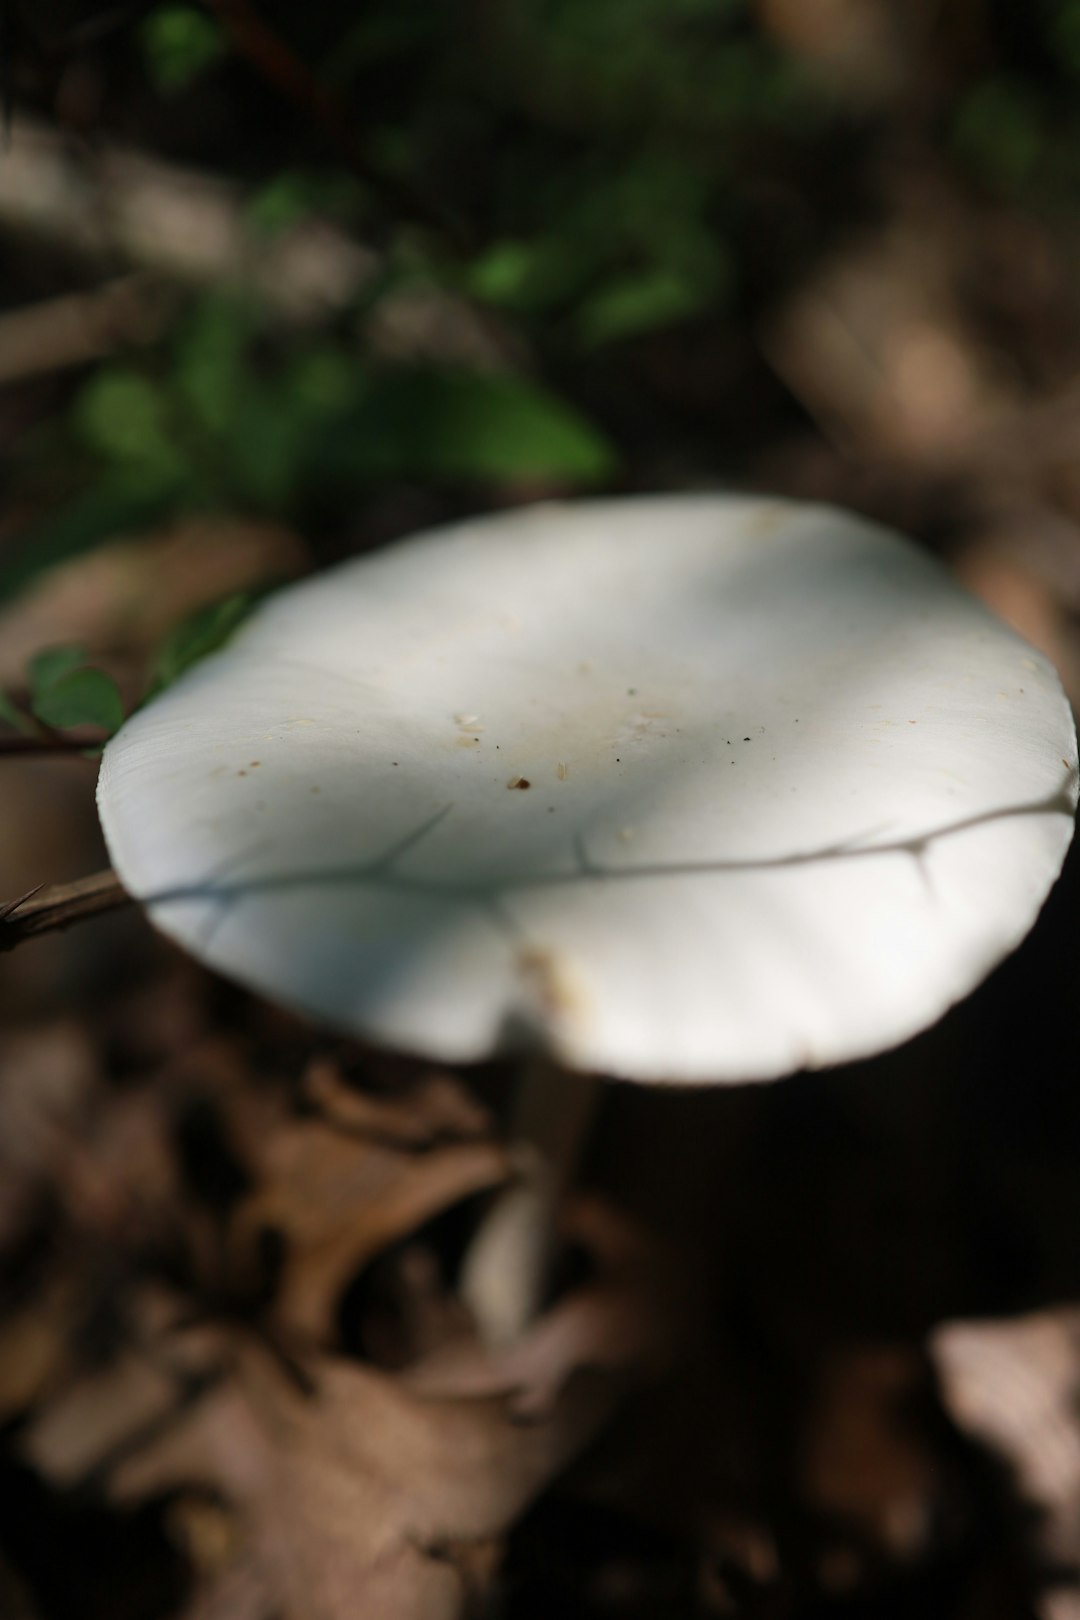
[148,592,262,696]
[26,645,91,693]
[31,665,125,735]
[951,0,1080,200]
[4,0,853,606]
[0,692,31,734]
[2,644,128,738]
[3,295,616,601]
[6,0,1080,624]
[141,5,226,96]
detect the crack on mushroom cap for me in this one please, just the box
[139,775,1076,912]
[121,774,1076,1076]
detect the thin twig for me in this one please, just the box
[0,731,105,757]
[0,870,131,949]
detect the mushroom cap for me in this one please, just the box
[98,497,1077,1082]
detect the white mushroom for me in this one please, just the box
[97,495,1077,1084]
[97,494,1077,1344]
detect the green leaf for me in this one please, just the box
[1052,0,1080,79]
[74,370,190,484]
[27,644,89,699]
[31,668,125,735]
[353,370,617,484]
[173,297,257,439]
[149,592,258,696]
[245,170,367,236]
[142,5,226,96]
[0,691,33,734]
[227,394,313,509]
[245,173,313,237]
[953,79,1046,191]
[465,241,538,306]
[26,646,123,739]
[576,267,714,347]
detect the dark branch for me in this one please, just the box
[0,870,130,949]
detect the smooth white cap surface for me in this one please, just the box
[98,497,1077,1082]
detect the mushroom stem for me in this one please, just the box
[460,1059,600,1347]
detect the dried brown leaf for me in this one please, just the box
[302,1057,491,1148]
[0,518,305,687]
[23,1350,180,1485]
[111,1336,620,1620]
[800,1343,936,1562]
[0,1282,81,1421]
[934,1308,1080,1618]
[233,1118,510,1344]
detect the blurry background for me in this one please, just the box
[4,3,1080,1618]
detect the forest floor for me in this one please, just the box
[5,5,1080,1615]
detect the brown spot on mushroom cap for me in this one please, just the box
[517,947,589,1028]
[507,776,531,790]
[748,503,788,538]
